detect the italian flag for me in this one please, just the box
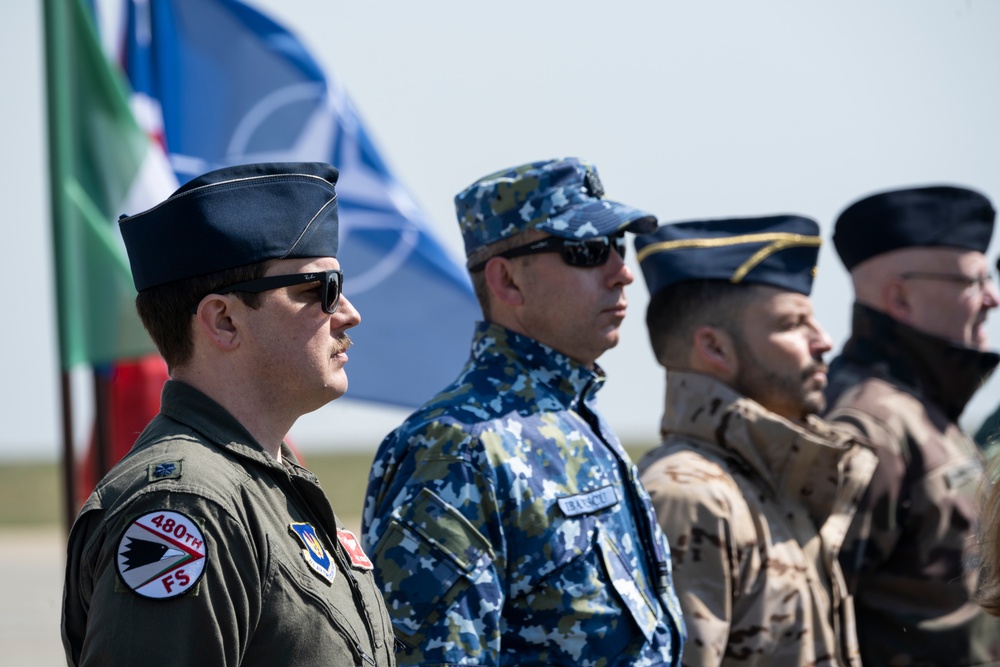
[44,0,176,370]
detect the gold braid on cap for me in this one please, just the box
[636,232,821,283]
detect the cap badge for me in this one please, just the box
[584,171,605,198]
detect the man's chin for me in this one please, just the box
[598,330,622,355]
[799,387,826,415]
[970,326,991,351]
[323,372,349,402]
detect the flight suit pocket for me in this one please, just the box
[266,539,378,666]
[373,488,494,638]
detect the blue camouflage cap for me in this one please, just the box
[454,157,657,258]
[635,214,822,297]
[120,162,340,291]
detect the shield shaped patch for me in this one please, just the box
[289,522,337,584]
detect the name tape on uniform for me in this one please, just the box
[557,485,620,517]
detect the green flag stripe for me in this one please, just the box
[63,178,154,365]
[45,0,156,369]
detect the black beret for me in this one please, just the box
[120,162,340,291]
[635,214,822,298]
[833,185,995,271]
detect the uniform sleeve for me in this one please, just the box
[825,407,905,589]
[640,452,741,667]
[363,422,504,666]
[63,491,261,667]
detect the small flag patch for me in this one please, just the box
[337,529,374,570]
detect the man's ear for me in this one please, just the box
[882,277,912,321]
[483,258,525,308]
[193,295,242,352]
[691,325,738,381]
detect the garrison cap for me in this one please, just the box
[454,157,657,259]
[120,162,340,291]
[833,185,995,271]
[635,214,822,297]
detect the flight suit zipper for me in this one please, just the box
[283,471,384,665]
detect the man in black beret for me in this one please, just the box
[825,185,1000,666]
[634,215,876,666]
[62,163,397,666]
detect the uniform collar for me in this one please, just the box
[158,380,298,468]
[837,303,999,421]
[471,321,605,407]
[660,369,872,526]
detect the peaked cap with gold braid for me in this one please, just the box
[634,214,822,297]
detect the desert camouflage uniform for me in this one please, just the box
[825,304,1000,666]
[362,321,685,666]
[639,370,876,667]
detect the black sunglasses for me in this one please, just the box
[204,269,343,314]
[469,234,626,272]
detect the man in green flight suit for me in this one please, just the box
[61,162,397,667]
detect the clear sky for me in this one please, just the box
[3,0,1000,460]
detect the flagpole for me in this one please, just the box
[58,374,77,531]
[43,0,79,533]
[93,370,112,479]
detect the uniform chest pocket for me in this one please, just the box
[372,488,495,638]
[595,527,661,642]
[264,536,379,666]
[518,515,661,643]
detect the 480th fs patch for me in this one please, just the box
[116,510,207,599]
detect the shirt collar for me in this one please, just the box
[839,303,999,420]
[471,321,606,406]
[660,369,874,525]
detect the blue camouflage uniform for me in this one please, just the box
[362,321,684,666]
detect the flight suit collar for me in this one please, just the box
[159,379,300,469]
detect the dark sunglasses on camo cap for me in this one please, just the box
[192,269,343,314]
[468,233,627,272]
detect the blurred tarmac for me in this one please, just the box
[0,528,65,666]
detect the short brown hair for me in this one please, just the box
[135,261,273,370]
[466,231,538,320]
[645,280,755,366]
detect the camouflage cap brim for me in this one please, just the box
[538,199,658,240]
